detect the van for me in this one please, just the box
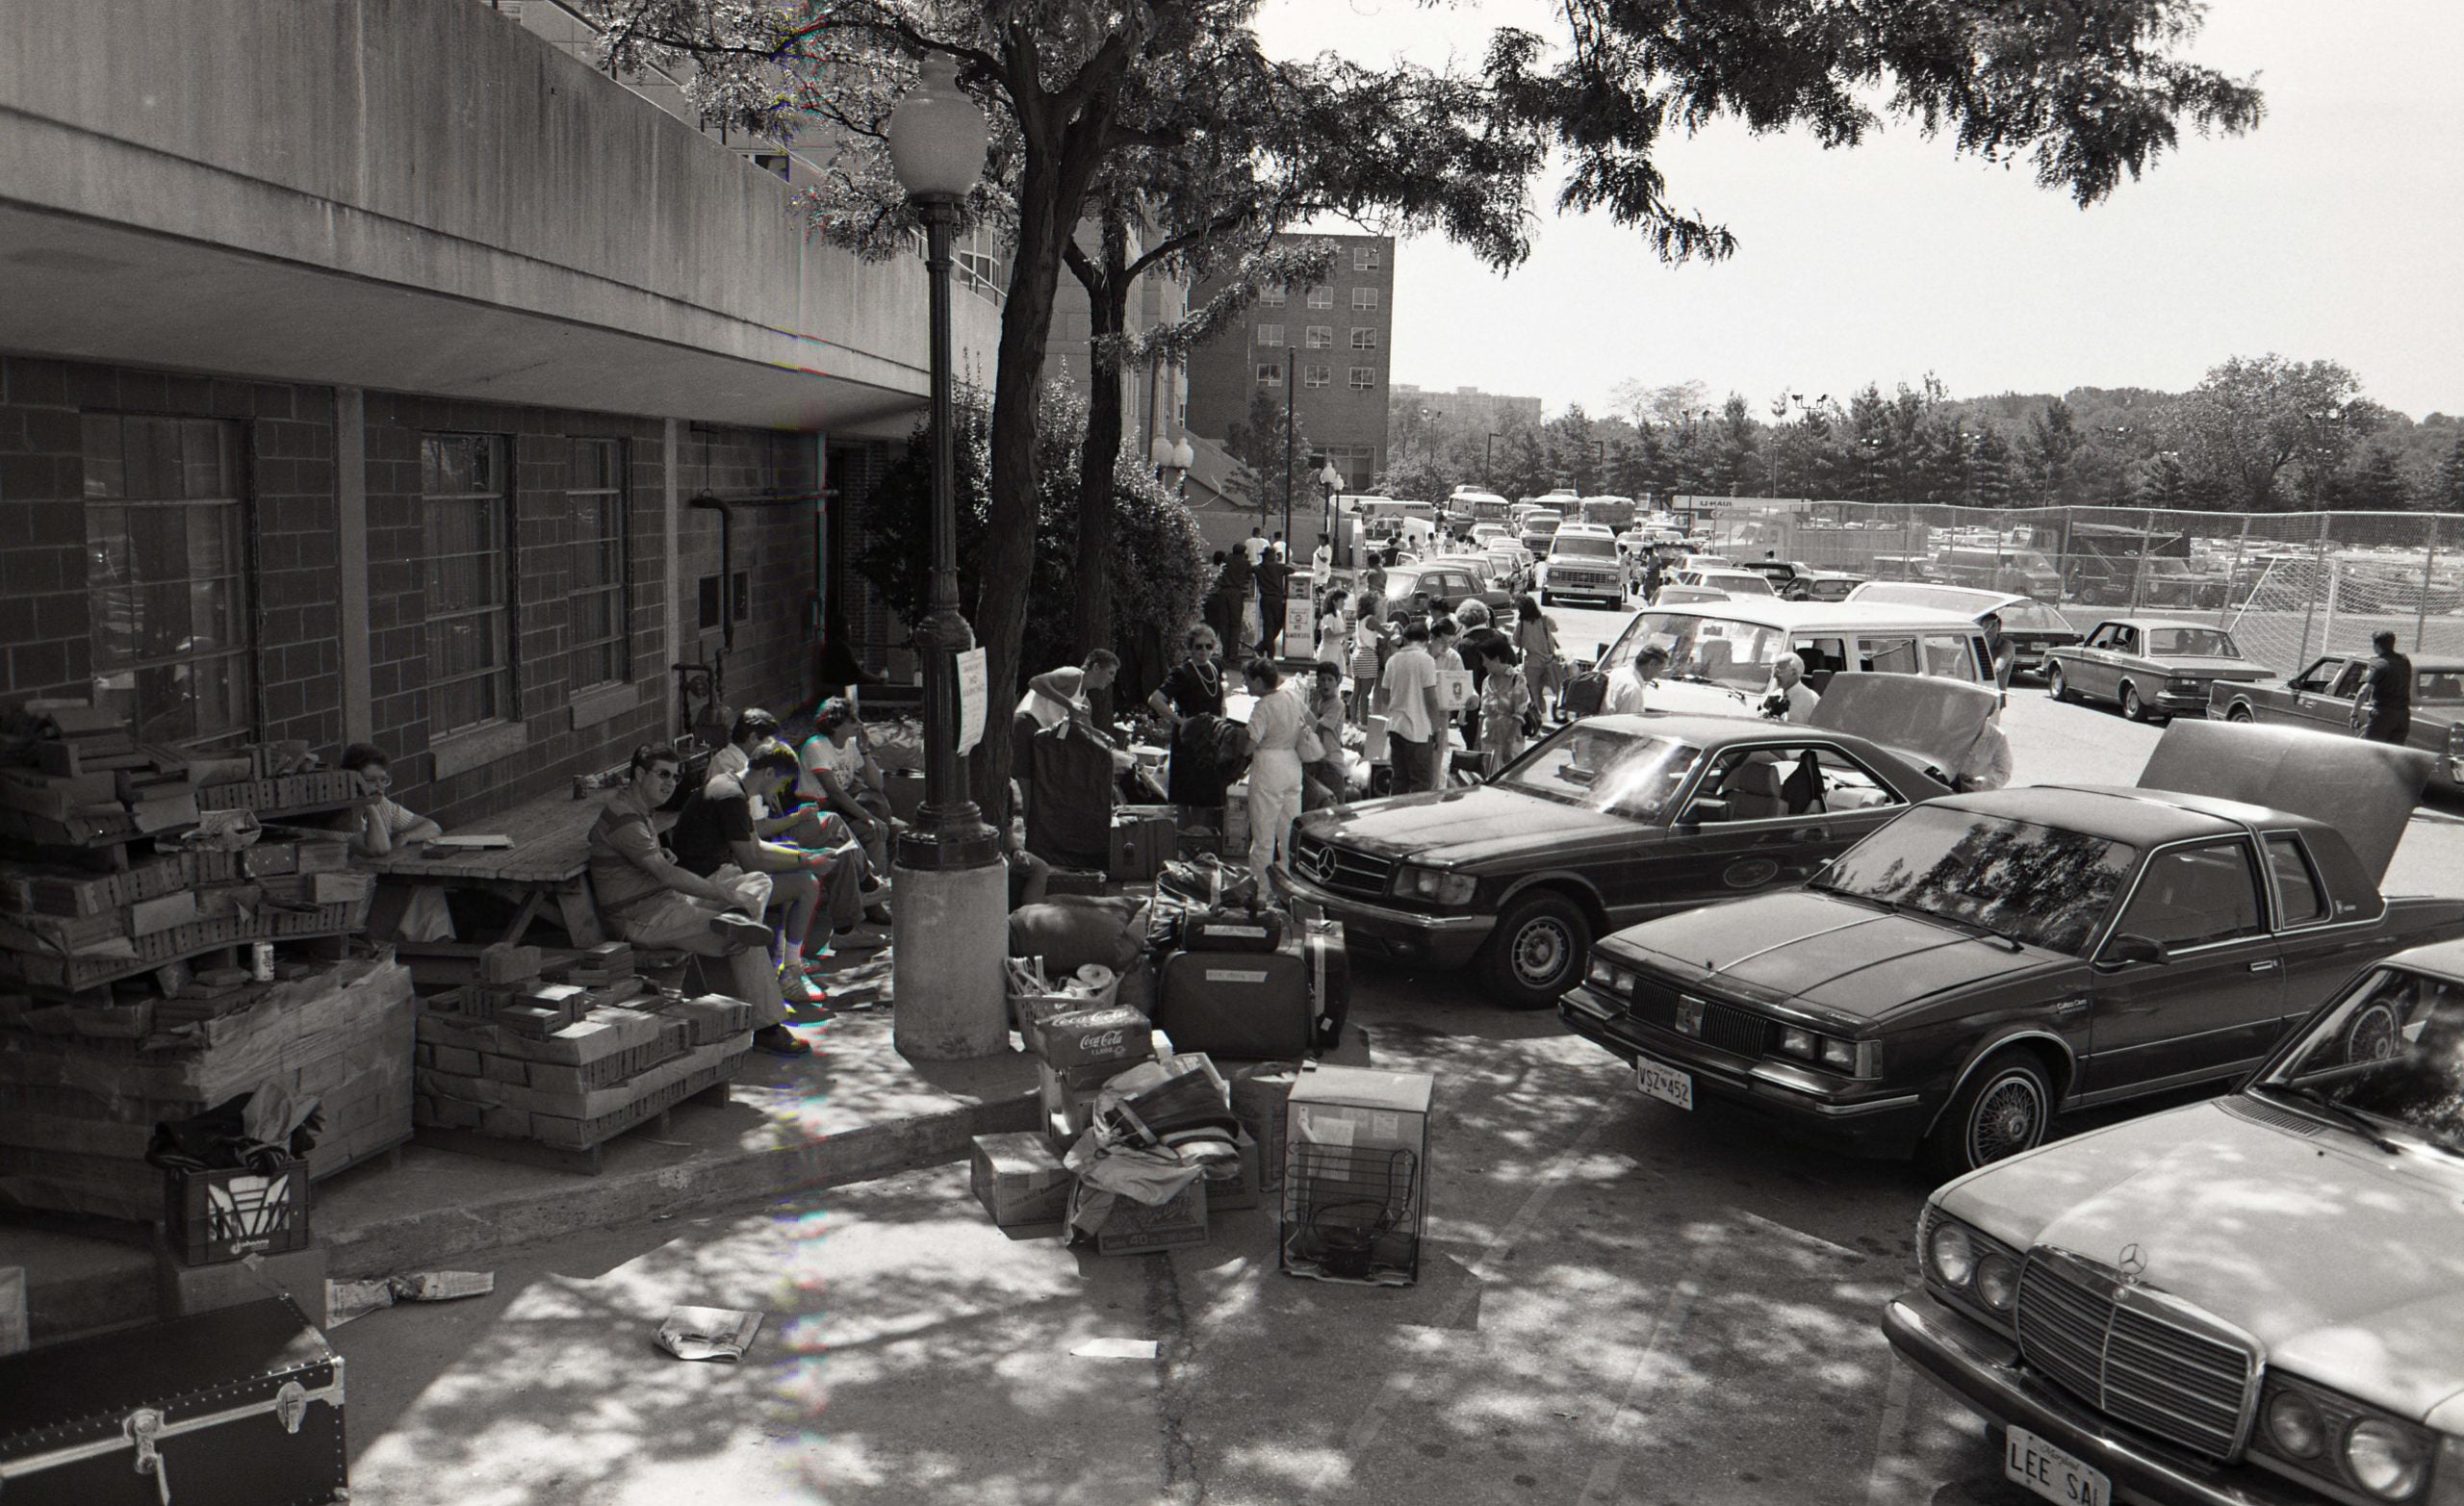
[1590,599,1995,720]
[1933,545,2062,602]
[1844,581,2083,679]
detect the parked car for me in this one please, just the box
[1590,599,1996,720]
[2046,618,2270,723]
[1284,712,1955,1008]
[1516,509,1565,559]
[1869,552,1940,583]
[1648,584,1730,606]
[2069,550,2234,610]
[1558,725,2464,1174]
[1937,545,2064,602]
[1671,568,1779,599]
[1886,935,2464,1506]
[1536,525,1626,606]
[2212,651,2464,796]
[1378,561,1512,621]
[1737,559,1866,601]
[1847,582,2085,681]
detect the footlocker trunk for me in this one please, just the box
[0,1296,345,1504]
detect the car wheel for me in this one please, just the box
[2344,1002,2399,1065]
[2226,703,2254,724]
[1929,1051,2054,1177]
[2119,682,2147,722]
[2078,581,2104,606]
[1479,890,1591,1010]
[2048,665,2076,703]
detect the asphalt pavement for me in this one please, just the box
[330,679,2464,1506]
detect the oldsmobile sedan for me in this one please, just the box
[2212,651,2464,796]
[1284,713,1952,1008]
[2046,618,2270,723]
[1886,938,2464,1506]
[1559,727,2464,1174]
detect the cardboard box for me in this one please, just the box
[308,871,373,905]
[1035,1004,1151,1081]
[125,891,199,937]
[243,842,299,879]
[156,1238,328,1328]
[1093,1178,1208,1256]
[1205,1128,1262,1212]
[970,1132,1073,1234]
[1229,1063,1298,1195]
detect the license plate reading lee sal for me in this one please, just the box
[1634,1056,1693,1110]
[2006,1425,2110,1506]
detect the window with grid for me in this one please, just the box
[1305,325,1333,349]
[1353,245,1380,270]
[1351,287,1378,311]
[1349,367,1376,390]
[1304,365,1331,389]
[569,438,629,692]
[1255,324,1284,346]
[81,415,252,746]
[1259,285,1286,307]
[1349,327,1378,349]
[1256,363,1284,387]
[421,435,514,736]
[1306,285,1333,309]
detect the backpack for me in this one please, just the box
[1559,667,1609,719]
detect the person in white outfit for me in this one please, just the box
[1242,656,1307,888]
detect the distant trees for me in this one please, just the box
[2161,355,2377,511]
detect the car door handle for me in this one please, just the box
[2247,958,2280,973]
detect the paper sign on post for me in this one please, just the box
[956,648,988,754]
[1283,598,1315,657]
[1437,669,1475,711]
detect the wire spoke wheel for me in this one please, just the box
[1968,1070,2047,1166]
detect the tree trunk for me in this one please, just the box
[1072,211,1132,660]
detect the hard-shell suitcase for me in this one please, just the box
[1156,950,1314,1059]
[0,1295,346,1504]
[1186,906,1286,954]
[1302,920,1350,1052]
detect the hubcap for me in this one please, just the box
[1513,919,1571,986]
[2122,687,2142,719]
[2050,670,2066,697]
[1969,1073,2045,1165]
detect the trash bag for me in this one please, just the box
[145,1089,322,1173]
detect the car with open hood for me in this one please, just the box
[2213,651,2464,797]
[2047,618,2271,723]
[1558,721,2464,1174]
[1283,701,1962,1008]
[1885,935,2464,1506]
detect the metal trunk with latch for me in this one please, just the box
[0,1296,346,1504]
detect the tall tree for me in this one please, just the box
[1221,385,1311,524]
[2027,397,2082,505]
[2436,435,2464,514]
[595,0,2265,814]
[2162,354,2375,511]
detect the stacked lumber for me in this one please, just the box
[0,957,417,1220]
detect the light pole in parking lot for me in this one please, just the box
[1484,431,1502,490]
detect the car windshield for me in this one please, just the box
[1553,535,1618,558]
[2418,671,2464,704]
[2147,627,2240,657]
[2260,967,2464,1158]
[1999,601,2071,633]
[1604,612,1787,690]
[1810,806,2139,955]
[1498,727,1703,821]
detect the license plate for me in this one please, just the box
[2005,1425,2109,1506]
[1634,1056,1694,1110]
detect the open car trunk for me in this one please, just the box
[1807,674,2001,776]
[2137,719,2433,881]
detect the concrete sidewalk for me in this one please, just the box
[6,1007,1040,1344]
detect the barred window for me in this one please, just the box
[1304,365,1331,389]
[81,416,251,745]
[1256,324,1284,347]
[1256,363,1284,387]
[569,439,629,692]
[1349,327,1378,349]
[1349,367,1376,390]
[421,435,514,737]
[1352,287,1379,311]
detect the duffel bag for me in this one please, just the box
[1155,950,1313,1060]
[1185,906,1286,954]
[1009,895,1148,978]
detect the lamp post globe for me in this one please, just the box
[1172,439,1194,471]
[886,54,1006,1062]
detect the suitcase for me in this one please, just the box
[1107,808,1177,881]
[1303,919,1350,1052]
[1186,906,1286,954]
[1156,950,1314,1059]
[0,1295,346,1504]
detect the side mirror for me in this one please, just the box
[1681,797,1731,828]
[2097,933,2169,970]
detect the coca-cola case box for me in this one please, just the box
[1034,1004,1151,1090]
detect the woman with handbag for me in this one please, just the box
[1513,593,1563,721]
[1242,657,1312,889]
[1348,570,1389,727]
[1477,640,1530,774]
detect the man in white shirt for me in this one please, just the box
[1605,645,1670,716]
[1014,650,1118,733]
[1242,527,1270,567]
[1374,620,1445,793]
[1311,532,1333,592]
[1765,653,1821,724]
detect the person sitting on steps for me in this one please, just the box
[585,744,810,1057]
[672,743,875,1009]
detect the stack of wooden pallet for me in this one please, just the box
[0,957,417,1220]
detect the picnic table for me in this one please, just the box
[356,789,654,948]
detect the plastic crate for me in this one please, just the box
[163,1157,314,1265]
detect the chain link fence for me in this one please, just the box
[1690,498,2464,676]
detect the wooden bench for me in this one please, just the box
[358,789,671,950]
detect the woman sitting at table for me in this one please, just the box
[341,742,454,942]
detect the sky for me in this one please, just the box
[1251,0,2464,422]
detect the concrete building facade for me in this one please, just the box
[0,0,1000,826]
[1183,234,1395,498]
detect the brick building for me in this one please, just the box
[1183,234,1395,498]
[0,0,1000,828]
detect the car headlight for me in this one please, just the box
[1925,1217,1977,1287]
[1773,1023,1879,1077]
[2348,1418,2432,1500]
[1915,1206,2023,1338]
[2265,1389,2326,1460]
[1780,1026,1816,1059]
[1584,957,1636,995]
[1973,1253,2019,1315]
[1392,864,1476,906]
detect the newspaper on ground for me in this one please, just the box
[656,1306,766,1362]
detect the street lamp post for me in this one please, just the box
[886,55,1005,1061]
[1319,459,1343,571]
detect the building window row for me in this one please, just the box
[1350,367,1376,390]
[1304,365,1330,389]
[1255,323,1284,347]
[1352,287,1378,311]
[1256,363,1283,388]
[1350,327,1377,349]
